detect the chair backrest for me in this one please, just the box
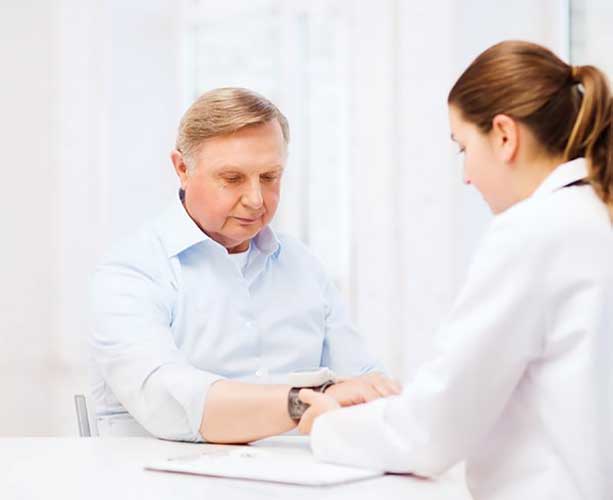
[74,394,92,437]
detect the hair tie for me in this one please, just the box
[570,65,580,83]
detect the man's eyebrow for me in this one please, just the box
[215,165,285,174]
[214,165,242,172]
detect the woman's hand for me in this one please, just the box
[296,389,340,435]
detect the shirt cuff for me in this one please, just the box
[151,363,225,441]
[310,398,389,471]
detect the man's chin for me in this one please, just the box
[229,226,262,243]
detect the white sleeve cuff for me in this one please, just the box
[143,363,225,441]
[310,398,389,471]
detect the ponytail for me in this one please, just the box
[448,40,613,219]
[564,65,613,217]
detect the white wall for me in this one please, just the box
[1,0,185,436]
[0,1,63,435]
[0,0,572,436]
[56,0,183,368]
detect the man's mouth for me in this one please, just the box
[233,216,262,225]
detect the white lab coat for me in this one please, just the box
[310,159,613,500]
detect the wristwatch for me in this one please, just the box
[287,368,336,421]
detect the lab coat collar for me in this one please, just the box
[159,193,281,258]
[530,157,588,199]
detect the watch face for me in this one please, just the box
[288,388,309,420]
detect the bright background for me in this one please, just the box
[1,0,611,436]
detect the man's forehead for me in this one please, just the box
[190,123,287,174]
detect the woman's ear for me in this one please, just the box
[170,149,190,189]
[490,114,519,164]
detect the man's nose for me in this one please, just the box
[241,181,264,208]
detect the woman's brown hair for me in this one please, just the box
[448,40,613,216]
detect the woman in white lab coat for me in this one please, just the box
[298,40,613,500]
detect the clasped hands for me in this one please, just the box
[297,372,402,434]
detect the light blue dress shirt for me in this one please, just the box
[91,195,381,441]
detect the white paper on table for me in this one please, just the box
[145,446,383,486]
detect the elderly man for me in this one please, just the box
[91,87,399,443]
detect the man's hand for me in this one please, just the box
[297,374,402,434]
[297,389,340,435]
[324,372,402,406]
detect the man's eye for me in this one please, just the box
[261,175,278,182]
[224,177,241,183]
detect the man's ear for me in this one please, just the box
[170,149,189,189]
[490,114,519,163]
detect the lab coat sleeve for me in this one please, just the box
[91,260,224,442]
[311,222,545,476]
[319,277,386,376]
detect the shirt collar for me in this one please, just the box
[253,225,282,258]
[158,194,211,257]
[158,193,282,258]
[530,157,588,199]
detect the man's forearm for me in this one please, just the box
[200,380,295,443]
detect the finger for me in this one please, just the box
[373,383,396,397]
[361,386,382,403]
[299,389,331,406]
[388,381,402,394]
[298,388,317,405]
[344,383,380,405]
[297,409,314,435]
[347,392,366,405]
[374,380,402,397]
[364,372,386,383]
[391,379,403,393]
[365,373,402,394]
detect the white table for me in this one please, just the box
[1,436,472,499]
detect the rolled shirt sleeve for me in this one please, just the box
[91,260,223,442]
